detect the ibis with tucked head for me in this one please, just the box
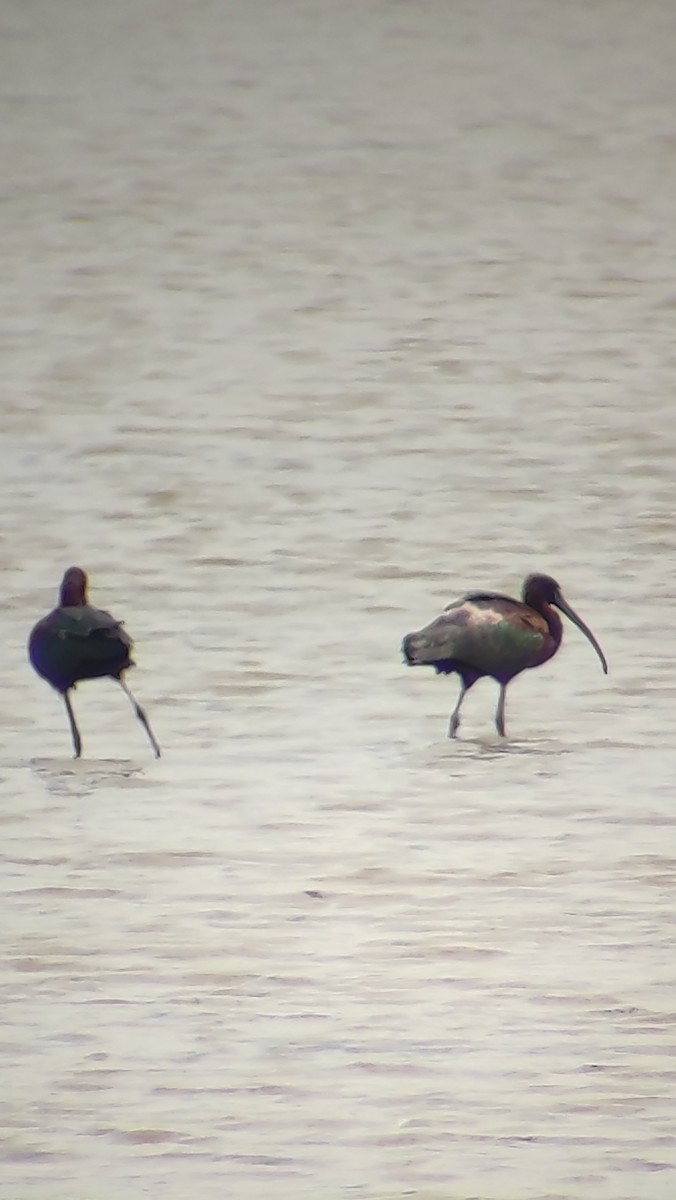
[29,567,161,759]
[402,573,607,738]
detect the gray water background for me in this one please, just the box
[2,0,676,1197]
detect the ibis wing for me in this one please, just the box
[29,604,133,689]
[410,596,548,676]
[452,589,519,608]
[57,604,131,642]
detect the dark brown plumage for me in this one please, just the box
[29,567,160,758]
[403,573,608,738]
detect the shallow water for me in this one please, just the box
[2,0,676,1197]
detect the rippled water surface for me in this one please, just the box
[2,1,676,1197]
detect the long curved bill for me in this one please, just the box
[554,590,608,674]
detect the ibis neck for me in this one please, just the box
[59,572,88,606]
[541,601,563,650]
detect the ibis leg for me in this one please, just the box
[449,681,468,739]
[118,678,161,758]
[64,690,82,758]
[495,684,507,737]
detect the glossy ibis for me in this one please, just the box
[29,567,161,758]
[402,573,607,738]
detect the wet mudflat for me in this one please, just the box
[2,0,676,1197]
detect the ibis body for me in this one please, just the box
[402,573,607,738]
[29,567,160,758]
